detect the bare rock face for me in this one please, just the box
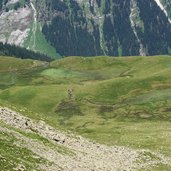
[0,0,32,46]
[6,0,20,6]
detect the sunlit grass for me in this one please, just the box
[1,55,171,163]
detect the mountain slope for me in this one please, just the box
[0,0,60,59]
[0,0,171,57]
[1,55,171,170]
[1,107,171,171]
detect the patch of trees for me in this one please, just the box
[42,0,171,57]
[110,0,139,56]
[1,0,29,12]
[137,0,171,55]
[103,0,139,56]
[41,0,141,56]
[0,0,3,9]
[96,0,101,7]
[42,0,102,56]
[0,42,53,62]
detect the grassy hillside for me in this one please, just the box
[0,56,45,72]
[24,22,61,59]
[1,55,171,169]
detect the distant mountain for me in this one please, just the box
[0,0,171,57]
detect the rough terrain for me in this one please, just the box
[0,6,32,46]
[0,107,171,171]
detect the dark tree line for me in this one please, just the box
[0,42,53,62]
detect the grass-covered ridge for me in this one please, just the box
[1,55,171,167]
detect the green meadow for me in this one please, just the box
[1,55,171,164]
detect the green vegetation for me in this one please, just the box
[42,0,171,57]
[0,128,48,171]
[34,23,61,59]
[0,121,74,156]
[0,42,52,61]
[0,56,43,72]
[3,0,29,11]
[24,22,60,59]
[1,55,171,165]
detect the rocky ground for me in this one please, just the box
[0,4,32,46]
[0,107,171,171]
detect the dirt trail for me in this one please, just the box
[0,107,170,171]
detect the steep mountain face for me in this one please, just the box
[0,0,60,58]
[0,0,32,46]
[0,0,171,57]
